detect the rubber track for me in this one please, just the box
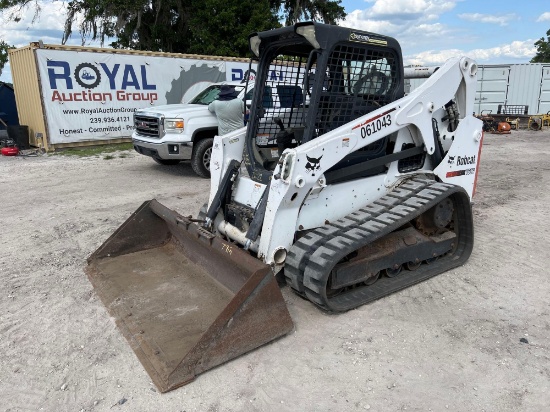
[285,178,474,312]
[285,177,433,293]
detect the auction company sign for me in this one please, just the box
[36,49,246,144]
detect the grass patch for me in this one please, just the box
[53,143,133,157]
[103,155,115,160]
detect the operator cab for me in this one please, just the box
[243,22,404,184]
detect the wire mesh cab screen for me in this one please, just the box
[250,55,308,147]
[314,44,399,140]
[242,53,308,175]
[315,43,401,184]
[245,38,400,182]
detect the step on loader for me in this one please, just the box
[87,22,483,392]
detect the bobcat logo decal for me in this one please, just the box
[305,155,323,174]
[448,156,455,165]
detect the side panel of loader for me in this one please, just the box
[86,200,293,392]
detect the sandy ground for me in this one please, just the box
[1,130,549,412]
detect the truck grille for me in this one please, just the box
[134,115,161,138]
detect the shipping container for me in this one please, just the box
[539,65,550,114]
[8,43,250,151]
[8,45,46,148]
[407,63,549,116]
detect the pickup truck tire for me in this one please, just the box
[191,138,213,178]
[153,158,181,166]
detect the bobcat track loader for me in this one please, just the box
[87,22,483,392]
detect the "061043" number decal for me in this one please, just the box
[360,114,392,138]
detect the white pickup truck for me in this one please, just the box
[132,81,248,177]
[132,80,306,177]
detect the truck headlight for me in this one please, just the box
[164,118,184,131]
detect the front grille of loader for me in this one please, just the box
[134,115,161,138]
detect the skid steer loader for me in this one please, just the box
[87,22,483,392]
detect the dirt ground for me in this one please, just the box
[1,129,549,412]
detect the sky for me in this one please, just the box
[1,0,549,83]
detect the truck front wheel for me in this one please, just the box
[191,138,213,178]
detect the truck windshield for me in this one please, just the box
[189,85,245,105]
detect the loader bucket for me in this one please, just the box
[86,200,294,393]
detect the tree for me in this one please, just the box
[93,0,282,56]
[62,0,193,52]
[276,0,345,25]
[0,40,14,77]
[1,0,346,57]
[531,29,550,63]
[186,0,281,56]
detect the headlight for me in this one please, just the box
[249,35,261,57]
[164,118,184,131]
[296,24,320,49]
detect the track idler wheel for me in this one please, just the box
[415,198,454,236]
